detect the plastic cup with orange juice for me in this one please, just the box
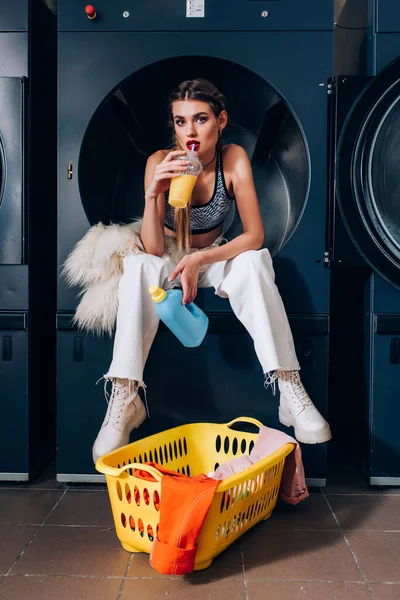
[168,150,203,209]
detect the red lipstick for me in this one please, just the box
[186,140,200,151]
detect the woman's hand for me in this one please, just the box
[168,254,202,304]
[145,150,189,200]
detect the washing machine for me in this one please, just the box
[331,0,400,484]
[57,1,334,483]
[0,0,57,480]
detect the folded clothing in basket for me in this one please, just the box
[211,426,309,505]
[134,463,220,575]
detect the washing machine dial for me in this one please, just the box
[85,5,97,20]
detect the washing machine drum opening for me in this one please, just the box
[78,57,309,256]
[368,99,400,255]
[338,64,400,287]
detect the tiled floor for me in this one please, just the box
[0,463,399,600]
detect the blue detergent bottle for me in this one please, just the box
[148,285,209,348]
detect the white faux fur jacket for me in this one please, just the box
[63,220,150,336]
[63,219,219,336]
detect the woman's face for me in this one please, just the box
[172,99,227,157]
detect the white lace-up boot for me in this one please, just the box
[278,370,332,444]
[92,378,147,464]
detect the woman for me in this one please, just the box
[92,78,331,463]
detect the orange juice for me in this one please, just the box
[168,173,198,208]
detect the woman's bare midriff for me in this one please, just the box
[164,226,223,249]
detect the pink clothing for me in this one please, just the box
[213,426,309,505]
[212,455,253,478]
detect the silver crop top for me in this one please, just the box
[164,145,235,235]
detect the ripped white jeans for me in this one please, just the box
[106,239,300,384]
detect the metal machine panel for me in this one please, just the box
[376,0,400,33]
[375,33,400,71]
[370,324,400,478]
[58,0,333,33]
[0,34,28,310]
[0,77,26,265]
[0,323,29,477]
[0,33,27,75]
[0,1,28,32]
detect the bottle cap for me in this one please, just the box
[148,285,167,303]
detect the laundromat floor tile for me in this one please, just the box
[242,529,361,582]
[0,575,122,600]
[326,494,400,531]
[370,583,400,600]
[344,531,400,583]
[246,581,372,600]
[9,526,129,577]
[126,539,244,581]
[0,490,63,525]
[265,494,339,530]
[45,490,114,528]
[121,578,245,599]
[0,525,38,575]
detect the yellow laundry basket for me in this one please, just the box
[96,417,294,571]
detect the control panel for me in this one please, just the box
[59,1,333,32]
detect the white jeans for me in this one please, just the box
[106,242,300,384]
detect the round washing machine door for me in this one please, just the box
[337,61,400,288]
[77,56,310,257]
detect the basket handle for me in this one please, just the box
[225,416,264,430]
[96,461,163,481]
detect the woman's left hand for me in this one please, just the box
[168,254,202,304]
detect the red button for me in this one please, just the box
[85,5,97,19]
